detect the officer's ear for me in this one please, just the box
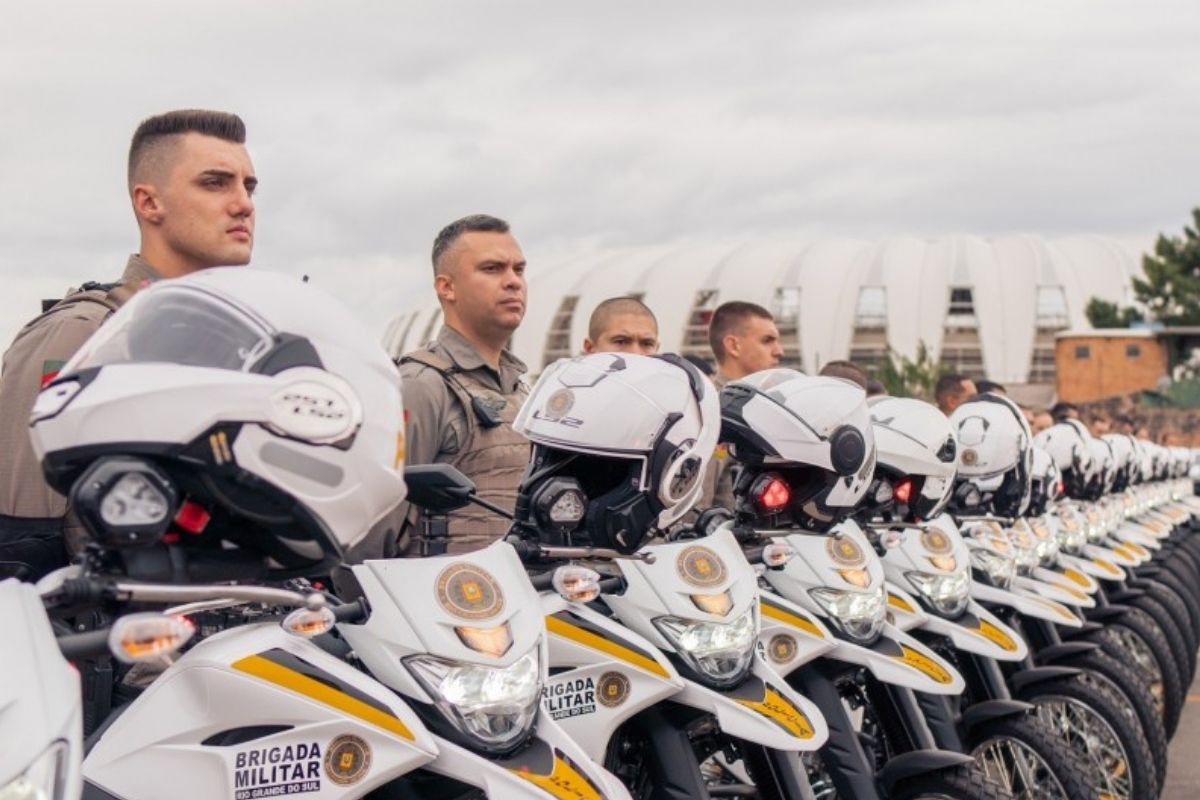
[434,271,456,303]
[582,338,596,354]
[131,183,165,225]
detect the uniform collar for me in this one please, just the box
[122,254,164,287]
[436,325,527,388]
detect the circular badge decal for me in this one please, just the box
[325,735,371,786]
[826,535,864,567]
[961,448,978,467]
[768,634,798,664]
[921,529,953,555]
[597,671,631,708]
[677,546,728,588]
[435,563,505,620]
[543,388,575,420]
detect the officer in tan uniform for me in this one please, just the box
[0,109,256,579]
[398,214,530,555]
[700,301,784,511]
[581,297,659,355]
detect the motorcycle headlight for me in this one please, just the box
[654,606,756,689]
[406,649,541,754]
[1055,516,1086,551]
[905,569,970,618]
[808,585,886,644]
[0,740,69,800]
[970,548,1015,589]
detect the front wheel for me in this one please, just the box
[967,713,1093,800]
[890,765,1011,800]
[1017,676,1155,800]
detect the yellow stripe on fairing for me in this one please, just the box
[232,654,413,740]
[735,686,816,739]
[509,756,603,800]
[544,615,671,679]
[760,600,825,638]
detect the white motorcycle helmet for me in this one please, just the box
[1033,421,1094,499]
[1102,433,1135,493]
[866,396,957,522]
[1085,436,1116,499]
[1028,446,1060,516]
[512,352,719,553]
[719,369,876,531]
[949,393,1032,517]
[31,268,405,580]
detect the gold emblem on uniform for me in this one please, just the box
[768,634,798,664]
[826,535,864,566]
[543,389,575,420]
[597,671,631,708]
[677,546,728,588]
[961,448,978,466]
[921,529,952,555]
[436,563,505,620]
[325,734,371,786]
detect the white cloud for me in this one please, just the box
[1,0,1198,347]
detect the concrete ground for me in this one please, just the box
[1164,668,1200,800]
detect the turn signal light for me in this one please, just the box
[282,606,337,638]
[110,613,195,663]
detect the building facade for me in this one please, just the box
[385,234,1145,387]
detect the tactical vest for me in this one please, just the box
[400,349,530,554]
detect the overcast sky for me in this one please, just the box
[2,1,1198,348]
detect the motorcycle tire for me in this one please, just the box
[1091,605,1185,738]
[1131,592,1195,684]
[967,712,1093,800]
[1057,649,1167,788]
[1017,674,1157,800]
[889,765,1010,800]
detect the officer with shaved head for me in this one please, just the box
[583,296,659,355]
[0,109,256,579]
[397,214,530,555]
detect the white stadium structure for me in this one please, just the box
[383,234,1146,391]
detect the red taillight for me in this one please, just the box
[893,478,914,504]
[752,473,791,511]
[175,500,211,534]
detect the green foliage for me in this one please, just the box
[877,341,946,399]
[1132,208,1200,325]
[1085,297,1143,329]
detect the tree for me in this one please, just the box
[1085,297,1143,329]
[877,341,946,400]
[1132,207,1200,326]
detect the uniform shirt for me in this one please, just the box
[393,325,530,555]
[0,256,159,539]
[699,372,738,511]
[401,326,528,466]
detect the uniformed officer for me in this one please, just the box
[582,297,659,355]
[0,109,256,579]
[398,214,530,554]
[699,301,784,510]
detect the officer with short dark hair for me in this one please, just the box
[0,109,256,579]
[397,214,530,555]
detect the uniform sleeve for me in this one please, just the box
[0,305,107,519]
[399,365,458,466]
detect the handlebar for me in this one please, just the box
[57,629,112,661]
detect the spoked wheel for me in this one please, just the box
[1031,693,1136,800]
[968,714,1092,800]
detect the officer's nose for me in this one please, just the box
[230,183,255,219]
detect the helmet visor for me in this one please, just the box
[71,285,274,373]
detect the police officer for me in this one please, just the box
[582,296,660,355]
[0,109,256,579]
[699,301,784,510]
[398,214,530,554]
